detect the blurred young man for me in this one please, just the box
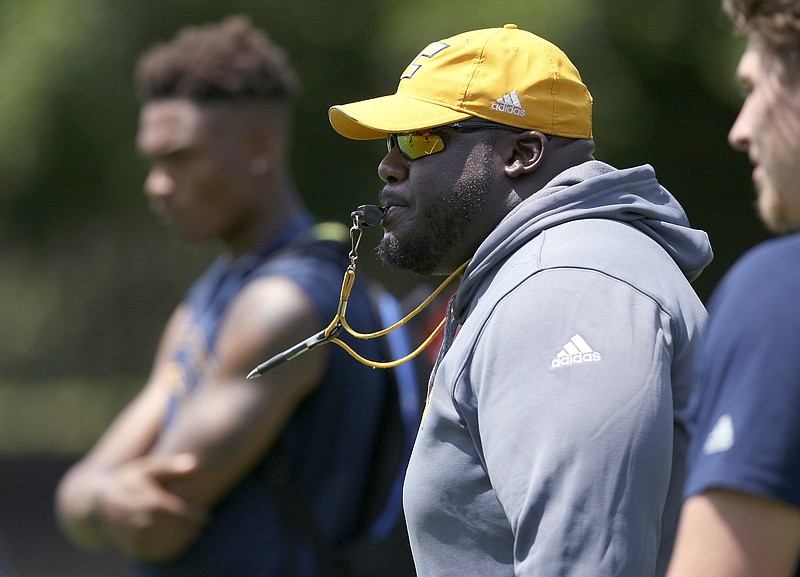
[667,2,800,577]
[329,24,712,577]
[55,16,417,577]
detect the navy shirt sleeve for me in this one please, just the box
[684,235,800,509]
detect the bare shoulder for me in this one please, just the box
[214,274,329,387]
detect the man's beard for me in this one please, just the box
[377,151,494,275]
[756,167,800,234]
[759,186,799,234]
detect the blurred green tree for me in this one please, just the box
[0,0,766,384]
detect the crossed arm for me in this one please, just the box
[55,275,329,561]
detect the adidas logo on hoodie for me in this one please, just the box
[551,334,602,368]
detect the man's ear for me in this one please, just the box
[250,123,279,159]
[505,131,547,178]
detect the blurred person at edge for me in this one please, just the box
[328,23,713,577]
[55,16,417,577]
[667,1,800,577]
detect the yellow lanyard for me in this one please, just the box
[247,207,468,378]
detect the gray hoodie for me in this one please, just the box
[403,160,712,577]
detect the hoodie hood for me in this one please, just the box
[455,160,713,319]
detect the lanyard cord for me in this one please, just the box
[247,209,469,378]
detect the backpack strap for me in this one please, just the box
[363,286,420,541]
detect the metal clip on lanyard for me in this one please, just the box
[246,205,469,379]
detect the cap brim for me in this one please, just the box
[329,93,472,140]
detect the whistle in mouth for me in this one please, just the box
[352,205,386,228]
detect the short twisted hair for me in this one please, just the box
[724,0,800,75]
[135,16,300,103]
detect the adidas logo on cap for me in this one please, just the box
[551,334,601,368]
[492,90,526,117]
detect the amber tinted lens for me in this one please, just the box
[387,132,445,160]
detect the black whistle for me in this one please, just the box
[352,205,386,228]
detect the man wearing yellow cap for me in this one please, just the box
[330,24,713,577]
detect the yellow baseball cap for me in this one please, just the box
[329,24,593,140]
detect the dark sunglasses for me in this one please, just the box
[386,120,527,161]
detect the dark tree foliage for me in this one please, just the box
[0,0,766,381]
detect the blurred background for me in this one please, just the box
[0,0,768,575]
